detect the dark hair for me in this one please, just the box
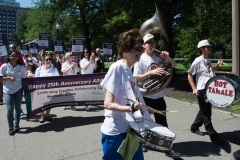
[29,64,37,73]
[117,29,143,59]
[6,51,23,65]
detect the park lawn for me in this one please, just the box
[105,62,232,72]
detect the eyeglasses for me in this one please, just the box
[45,59,53,61]
[10,54,19,57]
[134,46,144,52]
[84,51,88,53]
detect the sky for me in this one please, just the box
[17,0,34,8]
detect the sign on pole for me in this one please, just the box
[38,33,51,50]
[72,36,86,56]
[29,43,39,56]
[103,42,114,56]
[54,40,64,54]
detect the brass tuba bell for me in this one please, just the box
[140,4,168,41]
[138,4,172,96]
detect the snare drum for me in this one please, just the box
[131,120,175,151]
[205,75,240,108]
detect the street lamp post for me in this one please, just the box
[56,23,60,39]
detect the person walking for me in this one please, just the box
[61,52,78,110]
[188,39,224,146]
[0,51,26,135]
[133,33,181,158]
[35,54,59,123]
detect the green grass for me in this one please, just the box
[105,62,232,72]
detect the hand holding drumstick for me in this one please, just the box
[124,97,178,116]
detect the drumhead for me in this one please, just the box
[144,120,175,138]
[205,76,235,108]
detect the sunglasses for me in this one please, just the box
[134,46,144,52]
[84,51,88,53]
[10,54,19,57]
[146,40,156,45]
[45,59,53,61]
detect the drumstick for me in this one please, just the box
[124,97,177,116]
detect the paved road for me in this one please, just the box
[0,98,239,160]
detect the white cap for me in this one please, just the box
[197,40,212,48]
[65,52,72,59]
[143,34,154,43]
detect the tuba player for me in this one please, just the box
[133,34,180,158]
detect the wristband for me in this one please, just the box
[131,103,137,113]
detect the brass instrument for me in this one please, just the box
[139,4,172,96]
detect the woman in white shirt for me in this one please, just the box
[80,49,97,74]
[0,51,26,136]
[61,52,78,110]
[80,49,97,110]
[100,29,144,160]
[35,54,59,123]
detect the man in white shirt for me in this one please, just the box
[61,52,78,111]
[188,39,224,146]
[133,34,180,158]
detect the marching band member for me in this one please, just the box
[100,29,145,160]
[35,54,59,123]
[0,51,26,136]
[188,39,224,145]
[61,52,78,110]
[133,34,180,158]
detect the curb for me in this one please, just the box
[165,96,240,118]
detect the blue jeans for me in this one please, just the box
[4,88,23,129]
[102,132,144,160]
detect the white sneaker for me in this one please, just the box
[71,106,76,111]
[85,106,90,111]
[63,106,67,110]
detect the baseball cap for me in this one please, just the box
[197,40,212,48]
[143,34,154,43]
[65,52,72,59]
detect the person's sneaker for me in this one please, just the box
[63,106,67,110]
[14,126,20,133]
[165,150,181,159]
[21,109,25,116]
[142,145,148,152]
[212,138,225,146]
[71,106,77,111]
[191,129,205,136]
[45,116,53,122]
[85,106,90,111]
[9,128,15,136]
[39,118,45,123]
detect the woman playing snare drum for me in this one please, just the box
[100,29,145,160]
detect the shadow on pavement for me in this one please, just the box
[18,115,104,134]
[219,130,240,146]
[171,140,231,158]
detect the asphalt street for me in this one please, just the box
[0,97,239,160]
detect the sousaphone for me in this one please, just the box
[139,4,173,95]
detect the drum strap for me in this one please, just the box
[121,61,152,136]
[201,57,215,77]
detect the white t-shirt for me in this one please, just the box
[35,66,59,77]
[100,60,138,135]
[61,61,78,76]
[80,58,95,74]
[0,63,26,94]
[188,56,214,90]
[133,53,164,99]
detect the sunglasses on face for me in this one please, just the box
[10,54,19,57]
[45,59,53,61]
[84,51,88,53]
[134,46,144,52]
[146,40,156,45]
